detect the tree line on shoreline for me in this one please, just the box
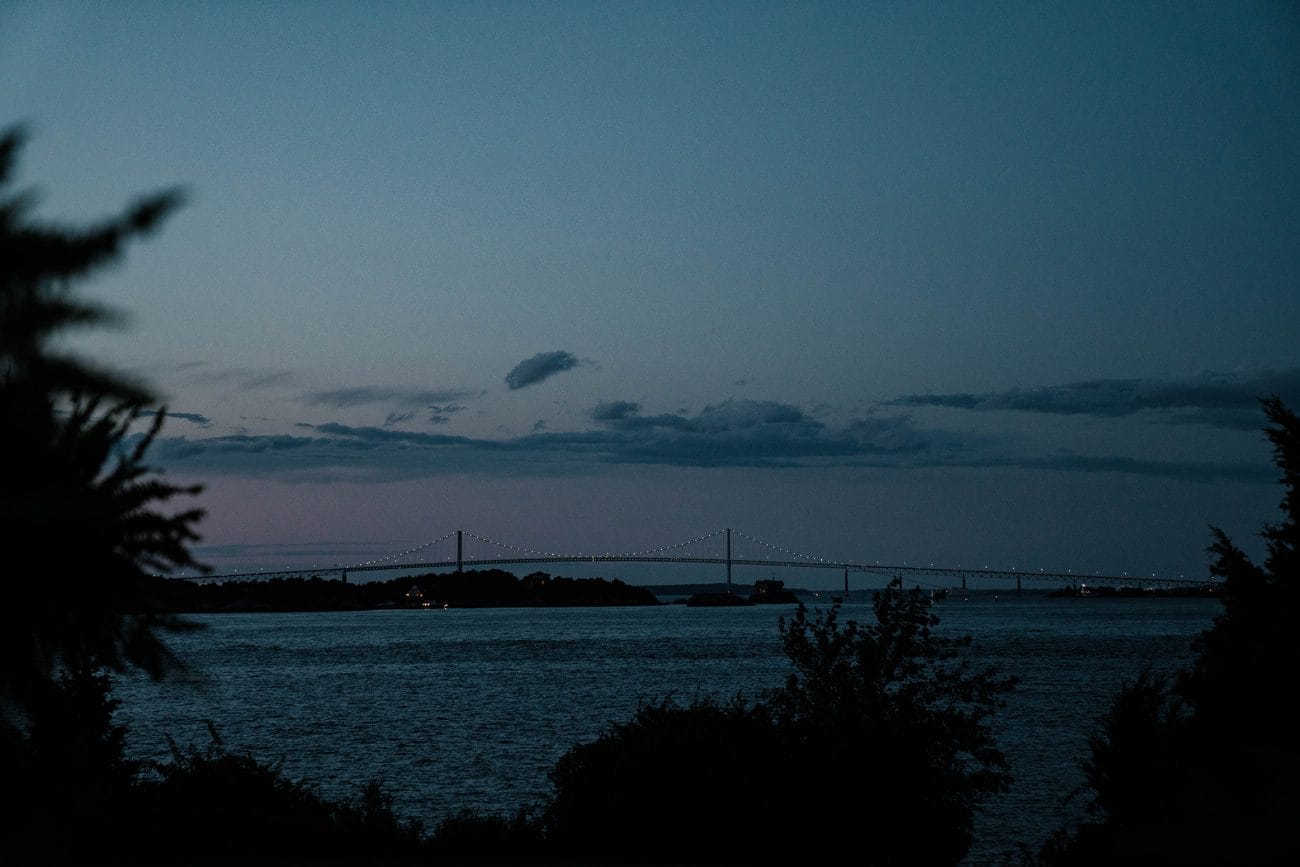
[146,568,661,612]
[3,126,1297,864]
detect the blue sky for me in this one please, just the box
[3,1,1297,584]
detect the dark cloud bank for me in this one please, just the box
[887,369,1300,430]
[137,374,1274,488]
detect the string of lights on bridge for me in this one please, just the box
[732,528,837,564]
[190,526,1204,586]
[350,530,458,568]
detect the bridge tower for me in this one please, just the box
[457,529,463,574]
[726,528,732,595]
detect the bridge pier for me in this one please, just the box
[843,566,848,600]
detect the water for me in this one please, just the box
[112,591,1218,864]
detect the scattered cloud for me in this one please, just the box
[383,411,416,426]
[504,350,583,390]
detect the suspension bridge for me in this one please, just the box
[189,527,1216,596]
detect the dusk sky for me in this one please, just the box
[3,1,1297,585]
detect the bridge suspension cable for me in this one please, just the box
[620,528,727,558]
[461,529,575,559]
[348,530,458,568]
[731,528,838,565]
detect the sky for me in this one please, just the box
[3,1,1298,587]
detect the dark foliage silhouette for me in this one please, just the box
[539,582,1016,865]
[1039,398,1300,865]
[0,124,208,721]
[125,729,425,863]
[0,663,140,861]
[770,582,1018,864]
[0,124,434,866]
[542,696,788,862]
[426,806,544,862]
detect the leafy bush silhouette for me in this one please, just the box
[1039,397,1300,865]
[0,663,141,862]
[126,728,425,863]
[542,696,788,862]
[540,581,1016,865]
[426,806,544,862]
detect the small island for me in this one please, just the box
[681,579,802,606]
[146,569,662,613]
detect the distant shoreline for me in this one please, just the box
[147,571,1219,614]
[147,568,661,614]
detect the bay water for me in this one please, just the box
[112,590,1218,864]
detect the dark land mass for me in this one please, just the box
[147,569,661,613]
[652,581,823,600]
[680,580,804,606]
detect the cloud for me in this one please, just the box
[302,386,475,408]
[504,351,582,390]
[139,385,1279,486]
[139,409,211,428]
[591,400,641,422]
[143,401,935,479]
[884,368,1300,429]
[589,399,825,438]
[428,403,467,424]
[383,404,467,426]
